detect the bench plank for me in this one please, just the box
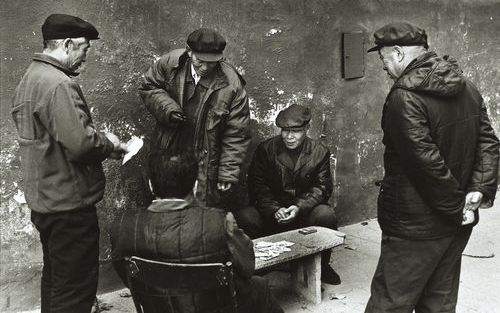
[254,227,345,270]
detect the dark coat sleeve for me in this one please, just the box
[248,143,282,218]
[385,90,465,224]
[218,85,251,184]
[138,53,183,127]
[225,213,254,279]
[466,101,500,206]
[295,149,333,215]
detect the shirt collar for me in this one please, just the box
[190,63,201,85]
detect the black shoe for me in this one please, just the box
[321,265,341,285]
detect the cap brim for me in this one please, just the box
[367,45,381,53]
[192,52,223,62]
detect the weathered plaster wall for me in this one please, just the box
[1,0,499,311]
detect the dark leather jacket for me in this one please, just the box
[379,51,499,240]
[139,49,250,201]
[248,136,333,218]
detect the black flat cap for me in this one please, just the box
[276,104,311,129]
[367,22,428,52]
[42,14,99,40]
[187,28,226,62]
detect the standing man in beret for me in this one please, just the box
[139,28,250,208]
[235,104,341,285]
[365,22,499,312]
[12,14,127,313]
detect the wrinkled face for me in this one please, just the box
[378,47,402,81]
[189,52,218,77]
[281,127,308,150]
[67,38,90,72]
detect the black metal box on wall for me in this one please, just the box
[342,31,365,79]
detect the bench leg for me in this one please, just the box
[291,253,322,304]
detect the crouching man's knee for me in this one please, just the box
[306,204,338,230]
[233,206,266,239]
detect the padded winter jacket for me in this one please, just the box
[139,49,250,205]
[379,51,499,240]
[110,198,254,281]
[11,54,114,213]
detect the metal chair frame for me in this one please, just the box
[125,256,237,313]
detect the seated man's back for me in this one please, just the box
[110,151,282,313]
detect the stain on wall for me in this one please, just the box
[1,0,499,311]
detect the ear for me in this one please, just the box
[62,38,72,52]
[304,124,311,133]
[393,46,405,62]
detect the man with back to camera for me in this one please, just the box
[110,150,284,313]
[11,14,127,313]
[139,28,250,208]
[365,22,499,312]
[234,104,342,285]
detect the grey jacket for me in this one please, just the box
[11,53,113,213]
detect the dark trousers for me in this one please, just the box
[234,204,338,266]
[31,206,100,313]
[236,276,284,313]
[365,227,473,313]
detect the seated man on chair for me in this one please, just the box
[110,150,283,313]
[235,104,341,285]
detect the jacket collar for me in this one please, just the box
[147,193,194,212]
[175,50,229,108]
[32,53,79,77]
[390,51,437,93]
[176,50,228,88]
[276,136,312,172]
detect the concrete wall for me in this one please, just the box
[1,0,499,311]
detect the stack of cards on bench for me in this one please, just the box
[254,240,295,261]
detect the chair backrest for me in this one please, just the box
[125,256,237,313]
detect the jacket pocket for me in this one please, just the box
[12,101,36,140]
[206,109,229,132]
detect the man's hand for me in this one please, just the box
[462,191,483,226]
[465,191,483,211]
[170,111,187,123]
[104,132,128,160]
[274,207,288,222]
[104,132,121,150]
[108,143,128,160]
[276,205,299,224]
[217,182,232,192]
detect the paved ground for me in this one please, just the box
[19,198,500,313]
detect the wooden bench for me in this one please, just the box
[253,226,345,304]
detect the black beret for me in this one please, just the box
[42,14,99,40]
[187,28,226,62]
[367,22,428,52]
[276,104,311,129]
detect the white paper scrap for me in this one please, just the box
[122,136,144,165]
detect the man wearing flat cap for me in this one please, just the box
[365,22,499,312]
[140,28,250,208]
[235,104,341,285]
[11,13,127,313]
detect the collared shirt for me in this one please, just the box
[190,63,201,85]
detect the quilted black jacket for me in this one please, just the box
[379,51,499,240]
